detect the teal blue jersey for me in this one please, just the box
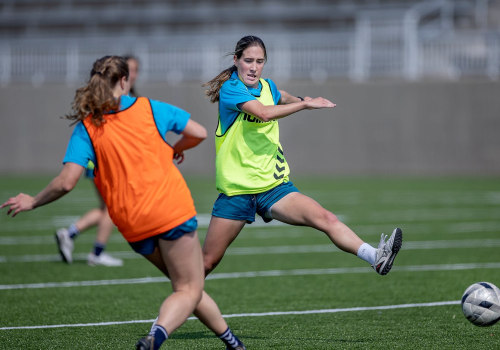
[218,71,281,135]
[215,76,289,195]
[63,95,189,169]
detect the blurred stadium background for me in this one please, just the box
[1,3,500,348]
[0,0,499,175]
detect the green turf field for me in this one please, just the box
[0,175,499,349]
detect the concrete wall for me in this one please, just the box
[1,80,499,176]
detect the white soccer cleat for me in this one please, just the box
[373,228,403,275]
[55,228,74,264]
[87,252,124,267]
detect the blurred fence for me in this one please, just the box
[1,29,498,86]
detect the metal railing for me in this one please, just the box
[0,1,498,86]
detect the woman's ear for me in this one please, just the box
[120,76,127,90]
[117,76,131,96]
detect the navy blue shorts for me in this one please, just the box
[212,181,299,223]
[128,216,198,255]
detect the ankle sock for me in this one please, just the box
[357,243,377,265]
[68,224,80,239]
[218,327,243,349]
[93,242,105,256]
[150,324,168,348]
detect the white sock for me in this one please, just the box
[357,243,377,265]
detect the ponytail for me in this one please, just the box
[66,56,129,126]
[203,65,237,103]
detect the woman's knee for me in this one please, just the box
[312,209,339,230]
[324,210,339,225]
[190,285,203,305]
[175,279,204,304]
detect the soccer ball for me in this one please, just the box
[461,282,500,327]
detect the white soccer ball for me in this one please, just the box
[461,281,500,327]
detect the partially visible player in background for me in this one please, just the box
[55,55,142,267]
[55,161,122,266]
[1,55,245,350]
[124,55,140,97]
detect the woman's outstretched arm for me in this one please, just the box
[1,162,84,217]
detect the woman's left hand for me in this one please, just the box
[306,97,336,109]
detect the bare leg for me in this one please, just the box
[75,184,106,233]
[143,235,228,335]
[85,206,123,266]
[193,291,229,335]
[143,231,204,334]
[94,208,114,245]
[202,216,246,275]
[270,192,364,255]
[74,208,103,233]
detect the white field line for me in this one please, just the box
[2,222,500,245]
[2,238,500,263]
[1,212,499,241]
[0,300,461,331]
[1,262,500,291]
[1,208,500,233]
[0,213,286,232]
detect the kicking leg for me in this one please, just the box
[270,192,402,274]
[270,192,364,255]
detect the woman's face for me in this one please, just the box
[234,45,266,88]
[127,58,139,87]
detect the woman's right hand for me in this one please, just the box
[174,151,185,164]
[1,193,35,217]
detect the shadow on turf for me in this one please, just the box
[132,331,213,341]
[129,328,370,348]
[166,331,263,341]
[169,331,218,340]
[168,332,369,349]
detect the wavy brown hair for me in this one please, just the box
[203,35,267,103]
[66,55,129,126]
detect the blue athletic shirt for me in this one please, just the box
[218,71,281,135]
[63,95,190,168]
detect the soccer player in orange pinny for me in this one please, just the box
[1,55,245,350]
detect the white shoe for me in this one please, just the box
[55,228,74,263]
[373,228,403,275]
[87,252,123,267]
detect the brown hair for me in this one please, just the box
[203,35,267,103]
[66,55,129,126]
